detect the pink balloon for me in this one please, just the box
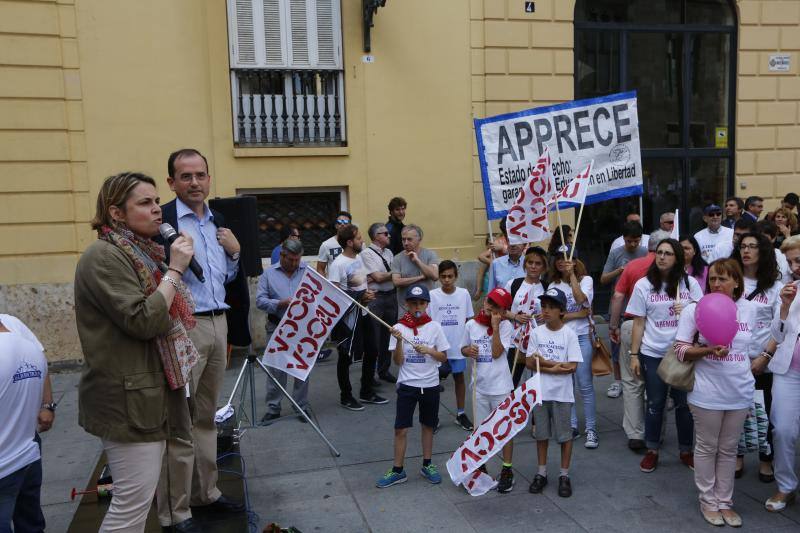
[695,293,738,347]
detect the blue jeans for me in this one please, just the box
[0,459,45,533]
[640,353,693,452]
[571,334,597,432]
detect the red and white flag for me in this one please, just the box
[670,209,679,239]
[262,268,352,381]
[549,160,593,210]
[506,148,555,244]
[447,373,542,496]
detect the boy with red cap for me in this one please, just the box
[461,287,516,492]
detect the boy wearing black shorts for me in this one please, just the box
[376,284,450,488]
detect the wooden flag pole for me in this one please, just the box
[471,357,478,426]
[569,198,587,262]
[555,202,569,262]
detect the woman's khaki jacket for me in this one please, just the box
[74,239,191,442]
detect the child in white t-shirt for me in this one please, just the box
[429,260,475,431]
[525,287,582,498]
[376,284,450,489]
[461,288,516,493]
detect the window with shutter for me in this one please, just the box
[227,0,345,146]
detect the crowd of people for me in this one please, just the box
[1,142,799,532]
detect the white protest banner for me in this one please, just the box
[506,147,554,244]
[475,91,642,219]
[263,268,352,381]
[447,373,542,495]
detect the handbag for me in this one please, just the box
[737,389,771,455]
[656,345,695,392]
[588,314,612,377]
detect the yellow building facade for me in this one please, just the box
[0,0,797,361]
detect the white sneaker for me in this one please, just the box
[606,382,622,398]
[585,429,599,449]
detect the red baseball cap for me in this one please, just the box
[487,288,512,310]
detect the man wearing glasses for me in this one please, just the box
[659,212,675,232]
[360,223,398,383]
[693,204,733,262]
[317,211,353,277]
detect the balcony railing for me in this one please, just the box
[231,69,346,147]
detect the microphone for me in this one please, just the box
[159,223,205,283]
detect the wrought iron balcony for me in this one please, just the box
[231,69,346,147]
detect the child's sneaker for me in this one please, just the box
[420,463,442,484]
[496,467,514,493]
[376,468,407,488]
[455,413,473,431]
[584,429,599,449]
[529,474,547,493]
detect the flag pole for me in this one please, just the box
[569,199,586,262]
[555,201,568,262]
[471,357,478,427]
[307,268,417,345]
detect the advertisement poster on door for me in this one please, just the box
[475,91,643,220]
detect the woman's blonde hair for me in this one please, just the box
[91,172,157,231]
[774,207,798,231]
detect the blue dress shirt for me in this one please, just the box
[256,262,308,318]
[175,198,238,313]
[487,254,524,291]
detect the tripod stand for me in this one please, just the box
[224,352,341,457]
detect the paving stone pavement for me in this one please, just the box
[42,339,800,533]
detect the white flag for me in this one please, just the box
[447,373,542,496]
[506,148,554,245]
[549,160,593,210]
[262,268,352,381]
[670,208,679,239]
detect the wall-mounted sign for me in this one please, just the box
[769,54,791,72]
[524,2,535,13]
[715,127,728,149]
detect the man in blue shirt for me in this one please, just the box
[156,148,244,532]
[257,238,311,423]
[487,242,525,291]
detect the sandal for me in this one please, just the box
[765,491,796,512]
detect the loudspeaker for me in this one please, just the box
[209,195,263,277]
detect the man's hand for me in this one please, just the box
[217,228,241,256]
[277,297,292,309]
[406,250,419,264]
[609,326,620,344]
[629,355,641,379]
[362,289,376,304]
[38,409,54,432]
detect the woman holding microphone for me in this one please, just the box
[627,238,703,473]
[673,258,757,527]
[74,172,196,532]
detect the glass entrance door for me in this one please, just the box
[574,0,736,311]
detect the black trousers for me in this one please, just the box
[366,291,398,376]
[337,312,377,400]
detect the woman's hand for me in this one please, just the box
[751,355,769,375]
[778,223,791,238]
[562,260,575,278]
[673,301,683,317]
[168,233,194,273]
[629,355,641,379]
[708,345,729,358]
[779,282,798,308]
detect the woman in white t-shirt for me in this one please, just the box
[547,251,597,449]
[732,232,782,481]
[627,239,703,473]
[674,258,757,527]
[504,246,548,385]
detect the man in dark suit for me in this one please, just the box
[155,148,246,532]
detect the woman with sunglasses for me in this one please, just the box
[674,259,757,527]
[732,232,782,482]
[627,238,703,474]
